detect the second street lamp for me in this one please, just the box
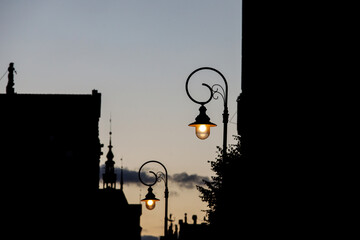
[138,160,169,238]
[141,187,160,210]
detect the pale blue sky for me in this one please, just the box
[0,0,241,237]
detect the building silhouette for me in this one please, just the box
[234,1,338,239]
[0,84,141,238]
[177,214,210,240]
[158,213,210,240]
[100,130,142,239]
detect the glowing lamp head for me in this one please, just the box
[146,199,155,209]
[189,105,216,140]
[141,187,160,210]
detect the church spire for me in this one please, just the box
[103,117,116,189]
[106,119,114,161]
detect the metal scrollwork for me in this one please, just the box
[138,160,168,187]
[185,67,228,106]
[212,84,226,102]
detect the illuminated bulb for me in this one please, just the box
[145,200,156,210]
[188,105,216,140]
[199,124,207,132]
[141,187,160,210]
[195,124,211,140]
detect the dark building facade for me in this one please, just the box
[0,88,141,238]
[0,90,102,193]
[235,1,333,239]
[98,188,142,239]
[0,89,102,237]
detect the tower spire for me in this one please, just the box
[103,116,116,189]
[109,115,112,145]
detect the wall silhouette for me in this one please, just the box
[0,88,143,238]
[236,1,330,239]
[98,188,142,239]
[0,90,105,237]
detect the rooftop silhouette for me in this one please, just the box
[0,78,141,238]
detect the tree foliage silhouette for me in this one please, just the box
[197,135,241,225]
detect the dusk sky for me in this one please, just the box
[0,0,241,238]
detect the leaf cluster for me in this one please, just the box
[196,135,241,224]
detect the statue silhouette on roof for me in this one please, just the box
[6,62,16,94]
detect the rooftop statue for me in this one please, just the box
[6,62,16,94]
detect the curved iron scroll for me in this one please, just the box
[185,67,228,106]
[138,160,168,187]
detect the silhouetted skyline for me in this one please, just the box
[0,1,241,238]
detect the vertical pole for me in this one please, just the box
[237,94,241,135]
[223,106,229,157]
[164,185,169,238]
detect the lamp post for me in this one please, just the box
[185,67,229,156]
[138,160,169,238]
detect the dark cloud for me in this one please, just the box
[170,172,210,189]
[100,165,209,189]
[100,165,153,186]
[141,236,158,240]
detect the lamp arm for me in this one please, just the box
[186,70,214,105]
[138,160,168,187]
[138,169,158,187]
[185,67,228,107]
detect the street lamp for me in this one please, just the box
[141,187,159,210]
[185,67,229,154]
[138,160,169,238]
